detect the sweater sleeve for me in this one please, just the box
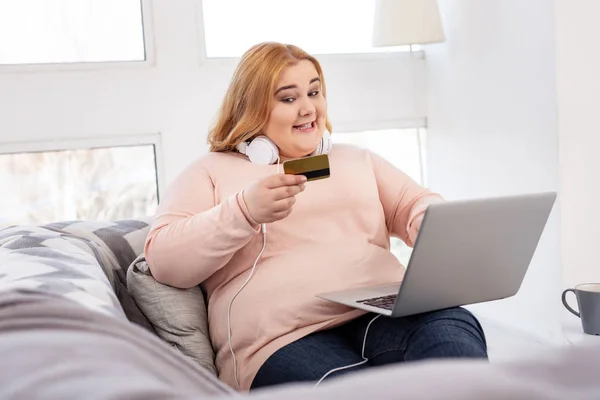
[370,150,444,247]
[144,161,261,288]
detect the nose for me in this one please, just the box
[298,95,316,117]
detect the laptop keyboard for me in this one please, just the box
[357,294,397,311]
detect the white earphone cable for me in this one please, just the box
[314,314,381,388]
[227,155,282,390]
[227,223,266,390]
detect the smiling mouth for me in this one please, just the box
[293,121,315,131]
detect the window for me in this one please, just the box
[0,144,158,229]
[0,0,146,65]
[333,128,427,265]
[334,128,426,185]
[201,0,409,58]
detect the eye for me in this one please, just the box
[281,97,295,103]
[309,90,320,97]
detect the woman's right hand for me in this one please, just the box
[243,174,307,224]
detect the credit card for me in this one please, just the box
[282,154,330,182]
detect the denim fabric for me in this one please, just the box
[251,307,487,390]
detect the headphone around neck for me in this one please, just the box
[236,131,332,165]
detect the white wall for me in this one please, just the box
[426,0,564,343]
[0,0,425,195]
[555,0,600,288]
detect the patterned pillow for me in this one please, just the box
[43,219,151,277]
[0,225,126,320]
[41,218,155,331]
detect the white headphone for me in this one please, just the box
[236,131,333,165]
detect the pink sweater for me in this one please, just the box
[144,144,443,391]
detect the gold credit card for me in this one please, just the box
[282,154,330,182]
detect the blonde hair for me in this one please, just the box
[207,42,333,152]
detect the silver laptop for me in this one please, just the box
[317,192,557,317]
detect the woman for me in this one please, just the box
[144,42,487,392]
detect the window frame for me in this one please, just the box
[0,0,156,72]
[0,132,164,197]
[195,1,425,64]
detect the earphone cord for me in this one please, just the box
[314,314,381,388]
[227,155,282,390]
[227,224,266,390]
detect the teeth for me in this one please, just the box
[295,122,312,129]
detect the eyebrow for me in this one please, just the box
[275,77,321,95]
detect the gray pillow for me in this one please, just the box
[126,256,217,376]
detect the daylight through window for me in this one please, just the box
[0,0,145,65]
[0,145,158,229]
[202,0,410,58]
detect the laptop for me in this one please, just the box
[317,191,557,317]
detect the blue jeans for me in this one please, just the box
[251,307,487,390]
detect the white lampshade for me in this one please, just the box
[372,0,445,46]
